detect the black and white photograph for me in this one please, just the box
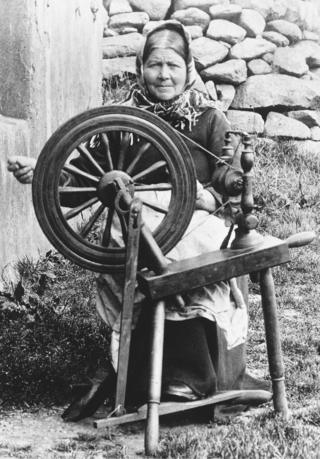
[1,0,320,457]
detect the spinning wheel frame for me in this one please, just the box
[32,106,197,272]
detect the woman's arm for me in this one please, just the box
[191,108,231,212]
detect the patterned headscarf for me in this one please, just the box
[124,21,215,131]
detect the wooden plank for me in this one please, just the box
[138,236,290,300]
[93,389,272,428]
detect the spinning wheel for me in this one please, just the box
[32,105,197,272]
[32,105,315,456]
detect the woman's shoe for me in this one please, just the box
[163,382,200,401]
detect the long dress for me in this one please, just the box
[93,106,248,400]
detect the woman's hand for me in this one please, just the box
[195,182,217,213]
[7,156,37,184]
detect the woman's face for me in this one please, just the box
[143,48,187,101]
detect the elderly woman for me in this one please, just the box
[8,21,268,414]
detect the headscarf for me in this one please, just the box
[124,21,215,131]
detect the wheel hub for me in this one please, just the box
[97,170,133,207]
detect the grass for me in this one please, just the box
[51,432,127,458]
[102,74,134,105]
[0,251,111,406]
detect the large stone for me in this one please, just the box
[266,0,288,21]
[300,72,314,82]
[247,59,272,75]
[284,0,320,32]
[287,110,320,128]
[108,0,132,16]
[302,31,320,42]
[310,68,320,80]
[229,38,276,60]
[171,8,211,30]
[310,126,320,141]
[216,83,236,111]
[108,12,149,31]
[231,74,320,110]
[190,37,229,70]
[200,59,247,84]
[238,9,266,38]
[206,19,246,45]
[129,0,170,20]
[264,112,311,139]
[173,0,230,14]
[118,27,139,34]
[194,72,208,93]
[262,31,289,47]
[142,20,166,35]
[265,20,302,43]
[102,56,136,78]
[273,47,309,78]
[185,25,203,39]
[262,52,274,64]
[303,78,320,96]
[226,110,264,133]
[291,40,320,59]
[205,80,218,100]
[282,0,302,24]
[102,33,144,58]
[291,140,320,155]
[103,0,110,10]
[291,41,320,69]
[230,0,272,18]
[104,27,118,37]
[209,4,242,20]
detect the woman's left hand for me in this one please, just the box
[195,187,217,213]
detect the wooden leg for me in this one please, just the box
[145,300,165,456]
[115,199,142,415]
[259,268,289,419]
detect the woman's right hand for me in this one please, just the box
[7,156,37,184]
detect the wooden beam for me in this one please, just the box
[93,389,272,428]
[138,236,290,300]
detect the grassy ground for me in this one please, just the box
[1,132,320,457]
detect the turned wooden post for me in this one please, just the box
[260,268,289,418]
[231,133,263,250]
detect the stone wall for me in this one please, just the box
[0,0,103,276]
[102,0,320,144]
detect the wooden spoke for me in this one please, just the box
[117,132,131,170]
[132,160,166,181]
[59,186,97,193]
[141,199,168,214]
[134,183,172,192]
[101,133,114,171]
[63,163,100,183]
[63,197,99,220]
[77,143,105,176]
[102,207,115,247]
[126,141,151,175]
[79,203,105,238]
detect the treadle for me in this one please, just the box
[138,236,290,300]
[93,389,272,428]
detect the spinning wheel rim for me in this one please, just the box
[32,106,196,272]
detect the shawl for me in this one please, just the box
[123,21,216,131]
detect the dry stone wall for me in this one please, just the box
[102,0,320,145]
